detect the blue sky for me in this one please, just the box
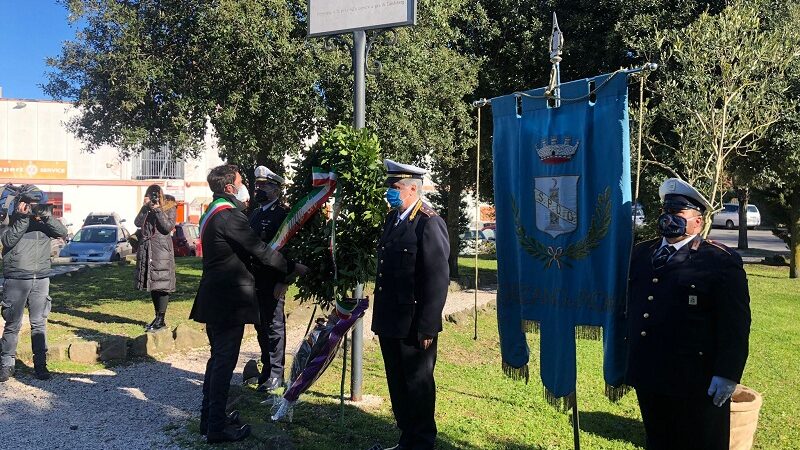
[0,0,76,100]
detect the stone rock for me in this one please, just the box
[48,342,70,362]
[131,328,174,357]
[16,347,33,362]
[99,335,128,361]
[448,280,464,292]
[173,323,207,350]
[69,341,99,363]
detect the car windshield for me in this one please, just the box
[72,227,118,243]
[747,205,758,213]
[85,215,116,225]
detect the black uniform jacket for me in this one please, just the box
[371,201,450,339]
[247,201,290,291]
[625,235,751,397]
[190,193,294,326]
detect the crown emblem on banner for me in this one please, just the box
[536,136,579,164]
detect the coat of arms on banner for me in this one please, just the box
[535,176,579,238]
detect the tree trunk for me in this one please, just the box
[790,190,800,279]
[445,168,465,279]
[736,187,749,250]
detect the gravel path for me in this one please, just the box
[0,288,496,449]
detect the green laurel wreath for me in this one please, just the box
[512,187,612,269]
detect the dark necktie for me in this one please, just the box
[652,245,676,269]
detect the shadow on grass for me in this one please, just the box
[199,385,555,450]
[51,307,149,327]
[49,259,203,309]
[579,411,646,448]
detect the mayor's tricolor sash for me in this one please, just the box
[492,72,632,408]
[199,197,236,239]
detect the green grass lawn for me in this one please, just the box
[176,263,799,450]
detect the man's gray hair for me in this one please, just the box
[398,178,423,199]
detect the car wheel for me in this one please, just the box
[725,220,734,229]
[111,253,121,262]
[190,250,196,257]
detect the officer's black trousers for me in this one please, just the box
[379,335,438,450]
[255,289,286,384]
[201,323,244,433]
[636,389,730,450]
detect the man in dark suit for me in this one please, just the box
[190,164,307,444]
[247,165,291,393]
[626,178,751,450]
[371,159,450,450]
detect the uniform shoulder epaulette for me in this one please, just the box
[419,203,438,217]
[702,239,732,255]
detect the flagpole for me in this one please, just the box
[572,393,581,450]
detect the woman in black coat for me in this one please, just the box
[134,185,177,331]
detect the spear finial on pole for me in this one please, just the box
[546,12,564,106]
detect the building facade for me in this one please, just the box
[0,97,224,235]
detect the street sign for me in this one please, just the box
[307,0,416,37]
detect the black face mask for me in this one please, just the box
[254,189,269,203]
[657,213,688,238]
[254,185,279,204]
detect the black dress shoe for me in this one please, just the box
[0,365,14,382]
[207,424,251,444]
[256,377,284,393]
[199,410,242,435]
[34,366,52,380]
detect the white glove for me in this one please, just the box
[707,376,737,407]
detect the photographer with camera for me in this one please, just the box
[134,185,177,332]
[1,189,67,382]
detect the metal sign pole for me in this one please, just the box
[350,29,367,402]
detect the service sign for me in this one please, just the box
[0,160,68,179]
[308,0,416,37]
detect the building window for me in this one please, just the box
[131,147,185,180]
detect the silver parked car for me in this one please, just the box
[60,225,132,262]
[712,203,761,229]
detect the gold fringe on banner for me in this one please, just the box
[575,325,603,341]
[522,320,541,334]
[502,361,530,383]
[544,388,576,412]
[605,383,631,402]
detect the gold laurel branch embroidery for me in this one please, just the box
[562,187,612,260]
[511,187,612,270]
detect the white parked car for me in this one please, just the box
[712,203,761,229]
[632,203,645,228]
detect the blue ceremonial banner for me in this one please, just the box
[492,72,632,406]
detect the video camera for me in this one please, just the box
[0,183,53,223]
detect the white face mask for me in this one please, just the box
[234,184,250,203]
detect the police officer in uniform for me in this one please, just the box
[626,178,751,450]
[372,159,450,450]
[247,165,291,393]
